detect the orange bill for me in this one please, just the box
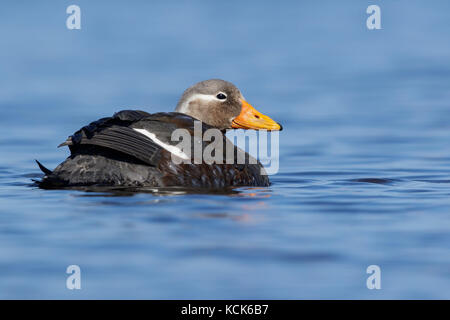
[232,100,282,131]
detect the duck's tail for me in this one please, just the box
[34,160,61,189]
[35,160,52,175]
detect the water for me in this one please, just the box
[1,1,450,299]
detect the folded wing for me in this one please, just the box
[59,110,162,166]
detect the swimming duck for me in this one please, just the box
[36,79,282,189]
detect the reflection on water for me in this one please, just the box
[1,1,450,299]
[54,185,242,197]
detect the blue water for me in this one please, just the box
[1,1,450,299]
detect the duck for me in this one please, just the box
[36,79,282,189]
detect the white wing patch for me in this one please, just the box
[133,128,190,160]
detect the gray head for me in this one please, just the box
[175,79,282,131]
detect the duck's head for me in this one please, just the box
[175,79,282,131]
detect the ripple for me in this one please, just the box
[348,178,398,185]
[416,179,450,184]
[180,246,341,263]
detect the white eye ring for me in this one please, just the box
[216,92,227,100]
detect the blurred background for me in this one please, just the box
[0,1,449,298]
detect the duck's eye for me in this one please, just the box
[216,93,227,100]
